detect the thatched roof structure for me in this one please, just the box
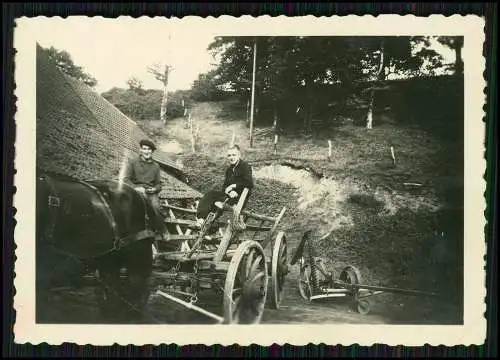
[36,44,201,200]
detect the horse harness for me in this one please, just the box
[80,180,156,252]
[104,180,157,250]
[41,174,61,246]
[40,174,155,255]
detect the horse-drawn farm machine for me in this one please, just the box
[289,230,439,315]
[152,188,289,324]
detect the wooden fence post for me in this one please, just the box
[230,129,236,147]
[390,146,396,167]
[183,109,189,128]
[189,115,198,153]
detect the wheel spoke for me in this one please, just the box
[233,296,241,311]
[278,243,287,258]
[232,297,241,322]
[249,270,266,286]
[231,287,242,300]
[237,265,246,286]
[245,249,256,278]
[277,270,285,289]
[279,259,287,274]
[249,255,263,277]
[279,250,287,264]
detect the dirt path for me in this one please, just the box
[260,265,387,324]
[140,271,387,325]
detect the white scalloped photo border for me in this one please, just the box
[12,14,487,346]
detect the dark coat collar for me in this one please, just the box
[139,155,154,163]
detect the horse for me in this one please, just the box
[36,170,166,323]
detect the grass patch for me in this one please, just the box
[347,193,385,211]
[319,205,463,298]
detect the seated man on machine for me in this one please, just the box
[196,144,254,232]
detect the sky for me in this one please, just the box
[34,17,218,94]
[32,17,456,94]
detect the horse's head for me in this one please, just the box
[89,180,150,237]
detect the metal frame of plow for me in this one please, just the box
[292,230,439,315]
[155,290,224,324]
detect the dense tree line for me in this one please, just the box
[190,70,230,102]
[39,38,463,132]
[198,36,463,132]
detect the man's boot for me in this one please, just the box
[235,214,246,231]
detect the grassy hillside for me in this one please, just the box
[138,99,464,324]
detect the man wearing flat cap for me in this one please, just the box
[124,139,164,234]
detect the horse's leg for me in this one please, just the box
[94,254,124,323]
[122,240,153,323]
[35,245,55,323]
[148,194,166,235]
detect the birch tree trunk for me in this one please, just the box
[160,66,170,124]
[366,94,374,130]
[366,40,385,130]
[161,84,169,124]
[148,63,172,124]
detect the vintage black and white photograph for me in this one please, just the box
[13,15,486,346]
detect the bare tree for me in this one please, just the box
[126,76,145,94]
[147,62,173,124]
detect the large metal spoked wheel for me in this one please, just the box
[270,231,288,310]
[223,240,268,324]
[339,265,370,315]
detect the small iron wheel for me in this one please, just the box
[270,231,288,309]
[223,240,268,324]
[298,257,313,302]
[339,265,365,313]
[356,298,371,315]
[338,265,362,299]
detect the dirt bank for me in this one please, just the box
[37,100,463,325]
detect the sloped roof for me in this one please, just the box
[63,74,182,174]
[36,44,201,199]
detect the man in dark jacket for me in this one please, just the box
[124,139,164,233]
[223,144,254,207]
[196,145,253,229]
